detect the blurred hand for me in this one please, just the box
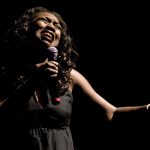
[35,58,59,78]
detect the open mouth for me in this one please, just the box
[41,30,54,42]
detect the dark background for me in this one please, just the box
[0,0,150,149]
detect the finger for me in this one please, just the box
[46,68,58,74]
[47,62,58,71]
[35,58,48,68]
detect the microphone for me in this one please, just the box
[46,47,61,103]
[47,47,58,61]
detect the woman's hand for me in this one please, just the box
[35,58,59,78]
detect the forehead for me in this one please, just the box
[34,12,59,22]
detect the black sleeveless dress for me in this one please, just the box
[0,66,76,150]
[13,90,75,150]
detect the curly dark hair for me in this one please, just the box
[2,6,79,95]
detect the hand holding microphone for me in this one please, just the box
[45,47,59,78]
[46,47,61,103]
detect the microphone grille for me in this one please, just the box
[47,47,58,53]
[47,47,58,60]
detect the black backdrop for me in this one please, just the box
[1,0,150,149]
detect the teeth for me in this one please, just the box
[46,33,51,37]
[43,33,53,40]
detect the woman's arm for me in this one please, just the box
[71,69,149,121]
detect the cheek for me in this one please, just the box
[56,31,61,41]
[34,21,46,28]
[55,36,61,46]
[35,30,42,39]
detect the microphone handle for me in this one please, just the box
[46,47,61,103]
[50,79,61,103]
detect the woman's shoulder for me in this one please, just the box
[70,69,81,81]
[70,68,86,87]
[68,69,80,91]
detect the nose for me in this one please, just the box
[45,22,55,32]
